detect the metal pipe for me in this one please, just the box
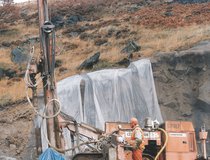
[199,124,208,159]
[37,0,61,149]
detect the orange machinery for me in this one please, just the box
[164,121,197,160]
[104,121,162,160]
[104,120,198,160]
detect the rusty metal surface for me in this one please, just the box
[165,121,195,132]
[67,122,103,139]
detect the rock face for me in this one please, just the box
[198,81,210,105]
[152,41,210,154]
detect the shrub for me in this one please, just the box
[0,4,20,23]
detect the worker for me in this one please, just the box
[129,117,145,160]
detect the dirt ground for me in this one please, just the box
[0,102,34,159]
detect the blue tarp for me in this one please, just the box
[39,148,65,160]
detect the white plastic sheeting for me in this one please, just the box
[57,59,163,129]
[57,75,83,122]
[39,59,163,152]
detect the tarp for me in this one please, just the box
[39,148,65,160]
[40,59,163,152]
[57,59,163,128]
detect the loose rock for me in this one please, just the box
[116,58,130,66]
[66,15,83,25]
[51,15,64,28]
[11,47,28,64]
[94,39,108,46]
[121,41,141,55]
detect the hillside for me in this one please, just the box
[1,0,210,159]
[1,0,210,106]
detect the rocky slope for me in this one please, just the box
[153,41,210,154]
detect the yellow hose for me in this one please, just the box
[154,128,168,160]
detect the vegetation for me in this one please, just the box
[0,1,210,106]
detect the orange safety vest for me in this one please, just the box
[131,125,145,160]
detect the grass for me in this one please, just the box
[0,48,13,65]
[0,24,38,43]
[0,4,20,22]
[137,24,210,56]
[54,24,210,82]
[0,79,26,105]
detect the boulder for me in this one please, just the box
[2,41,11,47]
[0,69,16,79]
[94,39,108,46]
[5,69,17,79]
[66,15,83,25]
[64,25,90,37]
[51,15,64,28]
[11,47,28,64]
[121,41,141,55]
[115,29,130,39]
[116,58,130,66]
[27,36,39,43]
[78,52,100,70]
[20,8,29,19]
[127,4,142,13]
[164,11,173,16]
[59,67,68,75]
[55,59,62,68]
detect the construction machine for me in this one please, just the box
[63,117,208,160]
[25,0,209,159]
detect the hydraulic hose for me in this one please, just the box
[154,128,168,160]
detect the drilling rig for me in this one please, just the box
[25,0,209,159]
